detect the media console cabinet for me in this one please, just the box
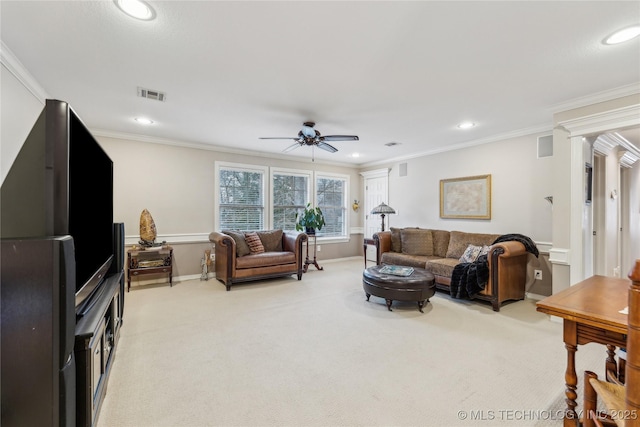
[75,272,123,427]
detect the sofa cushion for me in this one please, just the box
[236,252,296,269]
[390,227,403,252]
[445,231,500,259]
[257,229,283,252]
[401,228,433,256]
[426,257,460,278]
[244,232,265,254]
[381,252,437,269]
[431,229,451,258]
[222,230,251,257]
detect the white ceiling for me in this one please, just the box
[2,1,639,166]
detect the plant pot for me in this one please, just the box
[305,227,315,235]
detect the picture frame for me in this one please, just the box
[440,174,491,219]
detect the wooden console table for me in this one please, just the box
[536,275,629,426]
[127,246,173,291]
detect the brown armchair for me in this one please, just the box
[209,230,307,291]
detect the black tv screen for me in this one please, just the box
[69,110,114,312]
[0,99,114,315]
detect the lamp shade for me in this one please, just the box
[371,202,396,215]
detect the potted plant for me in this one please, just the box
[295,203,325,235]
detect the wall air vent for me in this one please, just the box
[137,87,166,102]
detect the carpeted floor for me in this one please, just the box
[97,258,607,427]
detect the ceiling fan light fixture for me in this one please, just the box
[603,25,640,45]
[301,124,316,138]
[115,0,156,21]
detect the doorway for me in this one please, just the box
[361,169,390,262]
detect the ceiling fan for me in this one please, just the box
[259,122,359,157]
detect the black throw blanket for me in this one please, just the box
[450,233,539,300]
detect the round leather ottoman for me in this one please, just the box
[363,265,436,313]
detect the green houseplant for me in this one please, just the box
[295,203,325,235]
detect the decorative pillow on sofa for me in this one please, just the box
[390,227,403,253]
[222,230,251,257]
[401,228,434,256]
[446,231,499,259]
[244,232,265,254]
[256,230,283,252]
[459,244,491,263]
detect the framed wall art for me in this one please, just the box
[440,174,491,219]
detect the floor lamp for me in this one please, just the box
[371,202,396,231]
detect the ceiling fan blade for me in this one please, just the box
[317,142,338,153]
[283,142,302,153]
[259,137,300,140]
[321,135,359,142]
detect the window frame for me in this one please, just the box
[270,167,312,232]
[214,161,268,231]
[313,171,350,242]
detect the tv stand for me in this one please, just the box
[74,272,122,427]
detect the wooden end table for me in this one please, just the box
[127,246,173,291]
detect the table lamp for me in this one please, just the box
[370,202,396,231]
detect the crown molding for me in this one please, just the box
[92,129,357,168]
[359,123,552,168]
[551,83,640,114]
[0,41,48,102]
[557,104,640,139]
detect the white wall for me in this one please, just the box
[98,135,363,260]
[1,61,45,184]
[361,132,554,242]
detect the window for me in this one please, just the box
[271,169,310,231]
[215,163,349,241]
[216,163,267,231]
[315,173,348,238]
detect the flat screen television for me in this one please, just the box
[1,99,114,316]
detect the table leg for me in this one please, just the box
[417,300,425,313]
[605,344,618,382]
[563,320,579,427]
[385,299,393,311]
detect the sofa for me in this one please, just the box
[372,228,538,311]
[209,230,307,291]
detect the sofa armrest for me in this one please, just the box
[209,231,236,285]
[487,240,527,261]
[373,231,392,265]
[486,240,529,311]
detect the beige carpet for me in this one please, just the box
[97,258,608,427]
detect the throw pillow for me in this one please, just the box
[400,228,434,256]
[256,230,283,252]
[459,244,483,263]
[244,232,265,254]
[480,245,491,256]
[222,230,251,257]
[390,227,402,253]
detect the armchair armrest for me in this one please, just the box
[209,231,236,287]
[283,231,308,270]
[373,231,392,265]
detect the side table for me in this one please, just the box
[127,246,173,291]
[303,234,323,272]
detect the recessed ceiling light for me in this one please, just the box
[603,25,640,45]
[351,153,360,158]
[457,122,475,129]
[114,0,156,21]
[135,117,154,125]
